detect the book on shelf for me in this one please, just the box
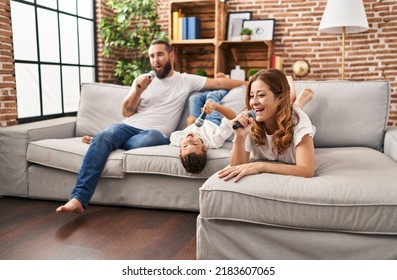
[175,16,201,40]
[187,17,201,40]
[178,17,183,40]
[172,10,181,40]
[270,54,283,70]
[182,17,188,40]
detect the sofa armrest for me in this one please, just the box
[0,117,76,196]
[384,127,397,162]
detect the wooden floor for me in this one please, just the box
[0,196,198,260]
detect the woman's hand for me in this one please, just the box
[218,162,264,182]
[232,111,254,138]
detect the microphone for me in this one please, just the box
[137,70,157,88]
[147,70,157,79]
[232,110,256,130]
[195,112,207,127]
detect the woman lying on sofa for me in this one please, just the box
[218,69,316,182]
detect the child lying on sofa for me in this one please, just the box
[170,98,236,173]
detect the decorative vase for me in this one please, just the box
[241,34,251,40]
[230,65,245,81]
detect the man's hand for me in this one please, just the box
[135,74,153,91]
[122,74,153,117]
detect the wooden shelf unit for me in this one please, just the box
[217,40,274,74]
[169,0,274,78]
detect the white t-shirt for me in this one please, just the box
[123,71,206,137]
[170,118,233,149]
[245,106,316,164]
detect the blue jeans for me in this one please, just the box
[188,89,229,126]
[71,123,169,208]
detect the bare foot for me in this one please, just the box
[81,135,93,144]
[56,198,84,214]
[294,88,313,109]
[286,75,297,105]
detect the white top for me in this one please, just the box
[123,72,206,137]
[170,118,234,149]
[245,106,316,164]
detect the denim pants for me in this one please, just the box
[188,89,229,126]
[70,123,170,208]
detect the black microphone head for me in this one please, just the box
[247,110,256,120]
[148,70,157,79]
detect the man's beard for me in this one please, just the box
[154,60,172,79]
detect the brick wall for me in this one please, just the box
[0,0,17,127]
[1,0,397,126]
[96,0,123,84]
[155,0,397,126]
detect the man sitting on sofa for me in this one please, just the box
[56,39,247,214]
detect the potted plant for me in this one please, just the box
[240,28,253,40]
[99,0,167,86]
[195,69,207,77]
[247,68,259,79]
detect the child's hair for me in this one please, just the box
[246,69,298,155]
[180,152,207,174]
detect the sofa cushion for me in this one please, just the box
[75,83,129,137]
[123,142,233,178]
[218,85,246,116]
[200,147,397,234]
[294,80,389,150]
[384,127,397,162]
[27,138,125,178]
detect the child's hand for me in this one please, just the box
[202,101,217,114]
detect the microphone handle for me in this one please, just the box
[198,112,207,120]
[137,72,155,88]
[233,110,256,130]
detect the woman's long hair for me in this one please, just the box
[245,69,298,155]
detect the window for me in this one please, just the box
[10,0,96,122]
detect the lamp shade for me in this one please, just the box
[319,0,369,34]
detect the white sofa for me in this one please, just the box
[1,80,396,259]
[0,82,244,211]
[197,80,397,259]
